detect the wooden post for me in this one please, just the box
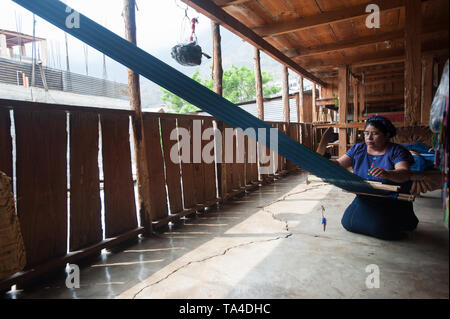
[421,55,433,125]
[312,83,317,122]
[282,65,290,123]
[212,21,223,96]
[404,0,422,126]
[254,47,264,121]
[123,0,152,236]
[212,21,227,201]
[359,82,365,121]
[298,76,304,122]
[352,77,358,144]
[338,65,349,157]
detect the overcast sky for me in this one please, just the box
[0,0,212,81]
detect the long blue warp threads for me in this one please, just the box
[12,0,391,196]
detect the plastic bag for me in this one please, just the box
[171,41,204,66]
[429,59,449,133]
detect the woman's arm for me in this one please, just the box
[369,161,410,183]
[330,154,352,169]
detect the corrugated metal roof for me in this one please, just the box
[196,96,299,123]
[0,57,128,100]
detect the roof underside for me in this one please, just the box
[183,0,449,85]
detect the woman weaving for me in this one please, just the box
[332,115,419,240]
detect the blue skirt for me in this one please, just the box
[341,195,419,240]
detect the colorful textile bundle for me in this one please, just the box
[432,97,449,226]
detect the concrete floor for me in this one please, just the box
[3,170,449,299]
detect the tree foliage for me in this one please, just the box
[161,65,281,113]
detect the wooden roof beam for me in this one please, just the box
[252,0,405,38]
[284,30,404,58]
[180,0,327,87]
[214,0,252,7]
[284,23,447,58]
[304,47,448,70]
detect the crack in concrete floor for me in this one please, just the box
[131,234,292,299]
[261,183,328,232]
[129,183,318,299]
[129,181,381,298]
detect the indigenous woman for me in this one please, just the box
[333,115,419,240]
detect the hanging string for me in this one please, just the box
[190,17,198,42]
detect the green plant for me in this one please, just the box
[161,66,281,113]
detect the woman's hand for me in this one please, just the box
[369,167,390,179]
[369,163,410,183]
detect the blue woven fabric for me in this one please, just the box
[13,0,389,196]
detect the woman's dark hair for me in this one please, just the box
[365,115,396,138]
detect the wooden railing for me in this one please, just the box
[0,99,315,291]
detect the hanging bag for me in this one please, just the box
[171,16,210,66]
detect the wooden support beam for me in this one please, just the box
[180,0,326,87]
[254,47,264,121]
[252,0,404,38]
[298,76,304,123]
[306,46,447,71]
[302,49,405,70]
[352,79,359,144]
[359,83,366,120]
[211,21,227,201]
[312,83,317,122]
[353,65,404,76]
[282,66,290,123]
[421,55,433,125]
[212,21,223,96]
[364,76,404,86]
[285,30,404,58]
[404,0,422,126]
[350,93,404,103]
[123,0,152,236]
[214,0,251,7]
[338,66,349,157]
[285,23,446,59]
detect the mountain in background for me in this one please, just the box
[60,23,306,110]
[137,26,303,109]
